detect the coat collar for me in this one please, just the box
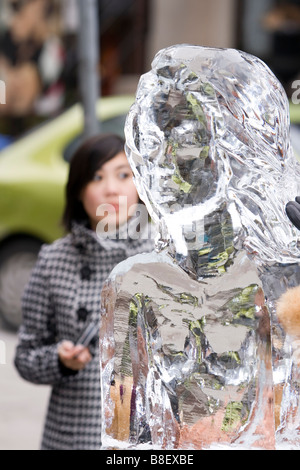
[71,216,154,257]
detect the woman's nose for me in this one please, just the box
[103,176,118,194]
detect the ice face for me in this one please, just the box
[125,44,300,261]
[100,45,300,450]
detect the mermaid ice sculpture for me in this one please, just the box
[100,44,300,449]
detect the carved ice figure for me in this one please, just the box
[100,44,300,450]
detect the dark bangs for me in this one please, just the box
[62,133,125,232]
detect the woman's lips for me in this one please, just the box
[103,203,120,213]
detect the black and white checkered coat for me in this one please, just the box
[14,220,154,450]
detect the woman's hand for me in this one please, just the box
[58,340,92,371]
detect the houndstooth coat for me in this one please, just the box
[14,220,154,450]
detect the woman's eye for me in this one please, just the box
[93,174,102,181]
[119,172,131,180]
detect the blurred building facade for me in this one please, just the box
[0,0,300,139]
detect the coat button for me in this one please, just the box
[75,242,85,253]
[77,307,89,321]
[80,265,91,281]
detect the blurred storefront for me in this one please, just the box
[237,0,300,99]
[0,0,299,142]
[0,0,149,140]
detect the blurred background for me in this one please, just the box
[1,0,300,138]
[1,0,300,450]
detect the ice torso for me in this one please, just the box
[100,249,274,450]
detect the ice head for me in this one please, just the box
[125,44,300,261]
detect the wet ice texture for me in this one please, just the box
[125,44,300,264]
[100,45,300,449]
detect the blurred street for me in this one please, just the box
[0,321,50,450]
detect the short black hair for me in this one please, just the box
[62,133,125,232]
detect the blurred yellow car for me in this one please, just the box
[1,97,300,330]
[0,95,134,329]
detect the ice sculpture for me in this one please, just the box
[100,44,300,450]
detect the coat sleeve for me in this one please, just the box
[14,245,76,385]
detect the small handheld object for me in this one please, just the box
[286,197,300,231]
[75,322,99,347]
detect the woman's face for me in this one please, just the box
[81,152,139,231]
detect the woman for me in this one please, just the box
[14,133,154,450]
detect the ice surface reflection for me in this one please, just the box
[100,45,300,449]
